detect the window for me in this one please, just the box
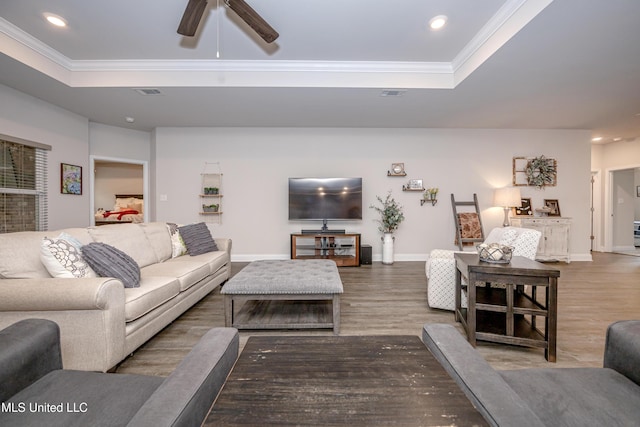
[0,137,50,233]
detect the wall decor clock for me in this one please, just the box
[388,163,406,176]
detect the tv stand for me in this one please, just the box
[302,229,346,235]
[301,219,345,235]
[291,233,361,267]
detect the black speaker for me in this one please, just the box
[360,244,372,265]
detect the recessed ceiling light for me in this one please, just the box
[591,136,603,142]
[44,13,67,27]
[613,137,622,142]
[125,117,135,123]
[429,15,448,30]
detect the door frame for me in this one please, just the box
[89,155,149,225]
[604,164,640,252]
[591,170,602,252]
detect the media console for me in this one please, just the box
[290,233,361,267]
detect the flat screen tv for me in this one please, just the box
[289,178,362,229]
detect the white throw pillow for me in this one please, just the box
[167,223,187,258]
[498,228,518,247]
[40,237,96,278]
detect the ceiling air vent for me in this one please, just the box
[133,88,163,96]
[380,89,407,97]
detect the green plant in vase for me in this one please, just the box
[370,191,405,234]
[424,187,439,200]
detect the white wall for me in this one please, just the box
[89,122,151,161]
[154,127,592,261]
[0,84,90,229]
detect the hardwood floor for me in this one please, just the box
[115,252,640,376]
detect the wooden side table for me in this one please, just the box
[454,253,560,362]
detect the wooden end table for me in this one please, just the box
[454,253,560,362]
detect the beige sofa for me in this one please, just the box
[0,222,231,372]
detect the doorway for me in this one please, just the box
[605,166,640,255]
[89,156,149,225]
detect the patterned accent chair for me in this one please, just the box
[425,226,542,311]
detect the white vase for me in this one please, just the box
[382,232,395,265]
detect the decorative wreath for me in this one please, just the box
[525,155,556,188]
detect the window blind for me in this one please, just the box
[0,140,48,233]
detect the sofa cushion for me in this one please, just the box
[88,223,158,268]
[140,222,173,263]
[124,276,181,322]
[40,237,96,278]
[190,250,230,276]
[178,222,219,256]
[0,370,163,427]
[82,242,141,288]
[500,367,640,427]
[142,259,210,292]
[0,231,52,278]
[57,228,94,246]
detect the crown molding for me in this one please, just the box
[452,0,554,84]
[0,1,552,89]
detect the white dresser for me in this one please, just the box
[510,217,571,263]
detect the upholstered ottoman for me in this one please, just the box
[221,260,343,334]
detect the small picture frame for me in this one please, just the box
[61,163,82,195]
[514,198,532,216]
[637,186,640,197]
[407,179,423,190]
[544,199,561,216]
[388,163,406,176]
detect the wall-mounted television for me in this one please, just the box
[289,177,362,231]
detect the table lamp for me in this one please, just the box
[494,187,521,227]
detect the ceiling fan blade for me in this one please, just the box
[226,0,279,43]
[178,0,208,36]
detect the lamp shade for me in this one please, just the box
[494,187,521,207]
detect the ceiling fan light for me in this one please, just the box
[429,15,447,30]
[44,13,67,27]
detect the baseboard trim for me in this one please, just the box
[231,253,594,263]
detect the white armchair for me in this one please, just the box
[425,226,542,311]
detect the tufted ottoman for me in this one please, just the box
[221,260,343,334]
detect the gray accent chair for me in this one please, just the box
[422,321,640,427]
[0,319,238,427]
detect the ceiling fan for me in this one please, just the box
[178,0,279,43]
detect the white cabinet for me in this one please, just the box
[510,217,571,263]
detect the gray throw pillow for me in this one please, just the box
[81,242,141,288]
[178,222,219,256]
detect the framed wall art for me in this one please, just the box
[388,163,406,176]
[513,156,557,188]
[403,179,424,191]
[514,198,532,216]
[61,163,82,195]
[544,199,561,216]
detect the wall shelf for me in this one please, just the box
[200,162,223,224]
